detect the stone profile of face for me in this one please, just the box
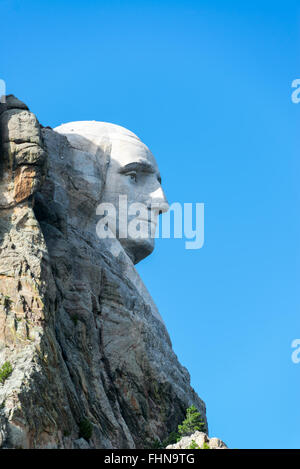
[54,121,169,264]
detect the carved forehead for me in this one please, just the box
[109,138,158,171]
[54,120,158,171]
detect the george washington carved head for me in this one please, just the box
[55,122,169,264]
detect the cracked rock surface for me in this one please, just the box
[0,96,207,448]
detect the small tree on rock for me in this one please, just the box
[178,405,206,437]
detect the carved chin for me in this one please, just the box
[120,238,155,264]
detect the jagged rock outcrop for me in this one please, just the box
[0,96,207,448]
[166,431,227,450]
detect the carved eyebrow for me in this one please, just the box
[118,161,161,183]
[118,161,155,173]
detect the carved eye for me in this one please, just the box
[128,172,137,182]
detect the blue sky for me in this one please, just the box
[1,0,300,449]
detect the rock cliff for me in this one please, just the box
[0,95,207,448]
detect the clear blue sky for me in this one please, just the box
[2,0,300,449]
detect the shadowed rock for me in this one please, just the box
[0,96,207,448]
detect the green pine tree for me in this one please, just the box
[177,405,206,437]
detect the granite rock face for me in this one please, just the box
[0,96,207,448]
[166,431,228,450]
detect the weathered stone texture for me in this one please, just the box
[166,431,227,450]
[0,96,207,448]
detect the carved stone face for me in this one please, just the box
[54,122,169,264]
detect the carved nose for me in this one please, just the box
[150,187,169,214]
